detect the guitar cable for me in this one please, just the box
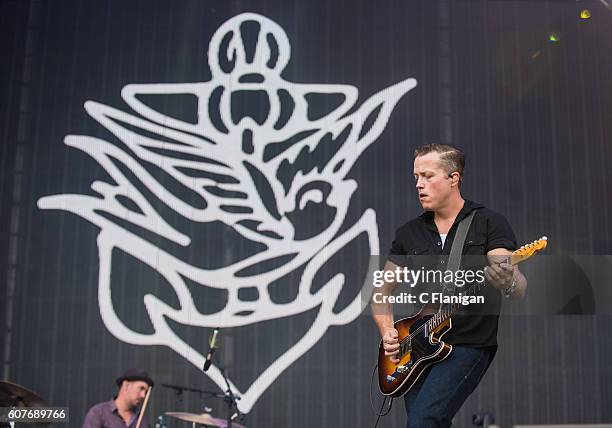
[370,364,394,428]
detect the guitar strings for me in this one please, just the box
[396,254,515,356]
[396,274,496,354]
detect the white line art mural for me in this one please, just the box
[37,12,417,412]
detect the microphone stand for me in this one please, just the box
[161,384,219,396]
[212,354,242,428]
[162,382,244,426]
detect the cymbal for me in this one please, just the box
[0,381,48,408]
[165,412,217,425]
[164,412,245,428]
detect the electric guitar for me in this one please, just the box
[377,237,548,397]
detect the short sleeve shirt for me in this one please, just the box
[387,199,517,347]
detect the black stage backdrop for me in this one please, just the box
[1,1,612,427]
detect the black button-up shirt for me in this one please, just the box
[388,199,517,347]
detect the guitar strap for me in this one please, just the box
[444,209,477,295]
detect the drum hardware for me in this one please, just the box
[0,380,50,427]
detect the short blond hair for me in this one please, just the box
[414,144,464,180]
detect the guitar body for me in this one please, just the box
[377,308,453,397]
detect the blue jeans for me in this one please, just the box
[403,346,495,428]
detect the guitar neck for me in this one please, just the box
[425,237,547,332]
[426,279,484,331]
[426,255,516,331]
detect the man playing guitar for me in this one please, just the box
[372,144,527,427]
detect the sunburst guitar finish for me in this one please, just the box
[377,309,453,397]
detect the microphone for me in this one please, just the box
[202,328,220,372]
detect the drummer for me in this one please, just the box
[83,369,154,428]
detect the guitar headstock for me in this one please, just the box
[511,236,548,265]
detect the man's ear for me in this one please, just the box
[450,171,461,186]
